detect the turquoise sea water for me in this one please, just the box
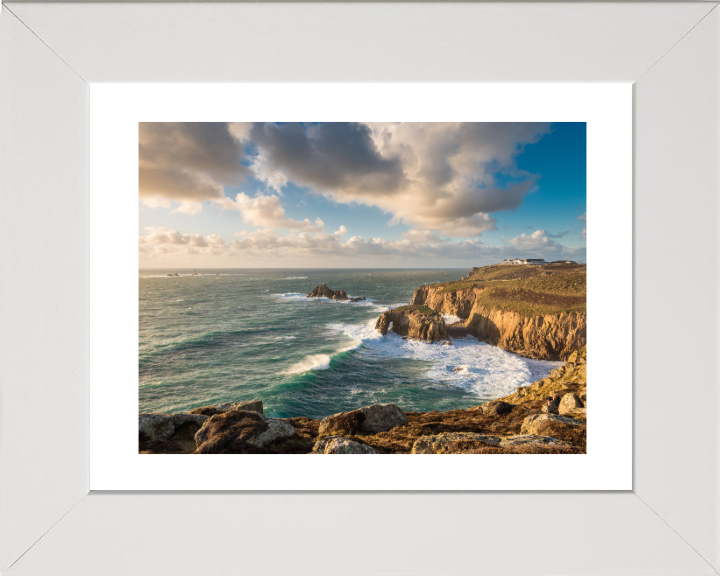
[139,269,562,419]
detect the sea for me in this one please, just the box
[139,268,563,419]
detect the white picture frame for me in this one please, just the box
[1,2,718,575]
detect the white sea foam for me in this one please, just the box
[442,314,462,324]
[326,321,562,400]
[283,354,332,374]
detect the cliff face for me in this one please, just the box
[412,284,586,361]
[375,307,448,343]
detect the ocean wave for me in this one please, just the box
[325,321,562,399]
[282,354,332,375]
[442,314,462,324]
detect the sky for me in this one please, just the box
[139,122,586,268]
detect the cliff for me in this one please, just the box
[411,263,586,360]
[375,305,449,343]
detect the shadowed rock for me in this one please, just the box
[194,410,301,454]
[139,413,174,442]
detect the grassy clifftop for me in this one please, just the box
[429,263,586,317]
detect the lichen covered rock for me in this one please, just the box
[312,436,378,454]
[318,404,408,437]
[411,432,500,454]
[189,399,263,417]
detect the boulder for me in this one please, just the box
[139,413,174,442]
[189,399,263,417]
[412,432,501,454]
[194,410,298,454]
[312,436,378,454]
[558,393,585,415]
[485,400,513,416]
[318,404,408,436]
[139,440,192,454]
[521,414,585,438]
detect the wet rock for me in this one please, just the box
[312,436,378,454]
[194,410,298,454]
[318,404,408,436]
[441,340,453,346]
[412,432,501,454]
[139,413,174,442]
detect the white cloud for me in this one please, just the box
[508,229,562,252]
[218,192,325,232]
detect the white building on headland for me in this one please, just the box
[502,258,546,265]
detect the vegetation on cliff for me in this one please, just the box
[411,263,586,360]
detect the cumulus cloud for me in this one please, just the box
[248,122,550,236]
[508,230,563,253]
[139,122,556,237]
[139,122,251,212]
[140,225,585,265]
[219,192,324,232]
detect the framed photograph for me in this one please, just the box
[1,2,718,575]
[89,83,630,491]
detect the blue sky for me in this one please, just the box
[139,122,586,267]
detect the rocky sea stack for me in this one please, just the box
[375,305,449,343]
[306,283,366,302]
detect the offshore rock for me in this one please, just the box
[307,283,350,300]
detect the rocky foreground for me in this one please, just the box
[139,348,587,455]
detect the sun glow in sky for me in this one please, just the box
[139,122,586,268]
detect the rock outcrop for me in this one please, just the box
[194,410,310,454]
[189,399,263,417]
[318,404,409,437]
[375,307,448,343]
[312,436,378,454]
[411,432,500,454]
[307,283,352,301]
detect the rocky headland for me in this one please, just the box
[307,283,366,302]
[410,263,586,360]
[139,348,587,455]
